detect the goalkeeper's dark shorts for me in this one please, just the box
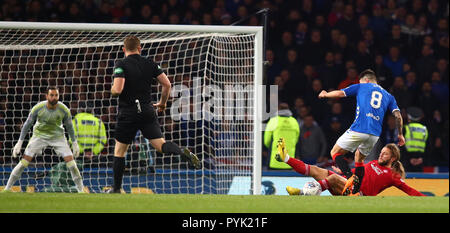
[114,106,163,144]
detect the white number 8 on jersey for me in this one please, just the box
[370,91,383,109]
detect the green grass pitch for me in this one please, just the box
[0,193,448,213]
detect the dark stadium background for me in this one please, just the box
[0,0,448,172]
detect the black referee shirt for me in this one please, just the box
[113,54,164,109]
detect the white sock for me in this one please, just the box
[284,153,290,163]
[66,160,84,193]
[5,159,29,190]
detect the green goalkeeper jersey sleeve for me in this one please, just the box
[19,101,76,141]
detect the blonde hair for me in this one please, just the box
[385,143,406,179]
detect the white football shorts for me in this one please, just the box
[24,136,73,158]
[335,129,379,156]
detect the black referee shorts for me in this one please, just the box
[114,106,163,144]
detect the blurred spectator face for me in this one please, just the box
[69,3,79,16]
[375,54,383,65]
[141,5,151,19]
[295,98,305,109]
[422,82,432,92]
[389,47,400,59]
[315,15,325,27]
[274,76,284,86]
[412,0,423,12]
[358,14,369,28]
[331,102,342,114]
[280,70,290,82]
[287,49,297,63]
[331,29,340,43]
[330,120,341,131]
[391,25,401,38]
[418,15,428,28]
[312,79,322,92]
[303,65,314,78]
[372,4,382,16]
[431,72,441,82]
[437,59,448,72]
[311,30,321,43]
[203,13,212,25]
[288,9,301,21]
[151,15,161,24]
[387,0,396,10]
[237,6,248,18]
[363,29,374,42]
[357,41,367,53]
[421,45,433,57]
[406,72,416,84]
[405,14,416,27]
[325,52,334,64]
[347,68,358,80]
[344,4,354,19]
[393,77,405,88]
[296,22,308,33]
[428,0,439,12]
[423,36,433,46]
[345,60,356,70]
[282,31,293,46]
[437,19,448,31]
[266,50,274,63]
[299,106,309,118]
[304,115,314,127]
[302,0,312,11]
[169,13,180,24]
[338,34,348,47]
[334,52,343,63]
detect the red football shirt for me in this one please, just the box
[355,160,425,196]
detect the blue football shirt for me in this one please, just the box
[341,83,399,136]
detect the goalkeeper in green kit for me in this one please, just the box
[1,87,85,193]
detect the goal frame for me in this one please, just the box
[0,21,263,195]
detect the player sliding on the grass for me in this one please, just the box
[2,87,85,193]
[318,69,405,195]
[276,138,424,196]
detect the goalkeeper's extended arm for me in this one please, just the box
[13,111,37,157]
[19,112,37,141]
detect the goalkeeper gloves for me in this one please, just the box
[12,140,24,158]
[72,141,80,158]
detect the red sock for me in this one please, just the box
[318,179,330,191]
[287,157,310,176]
[332,152,343,161]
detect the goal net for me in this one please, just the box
[0,22,263,195]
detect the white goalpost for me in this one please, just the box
[0,21,263,195]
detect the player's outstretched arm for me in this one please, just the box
[393,110,405,146]
[318,90,346,99]
[13,110,38,157]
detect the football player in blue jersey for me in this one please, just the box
[318,69,405,195]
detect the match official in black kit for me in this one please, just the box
[107,35,201,193]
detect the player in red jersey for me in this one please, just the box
[276,138,425,196]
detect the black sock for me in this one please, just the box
[113,156,125,191]
[353,166,365,193]
[161,142,183,155]
[335,155,353,178]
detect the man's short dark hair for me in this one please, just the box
[359,69,377,81]
[123,35,141,51]
[47,86,59,93]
